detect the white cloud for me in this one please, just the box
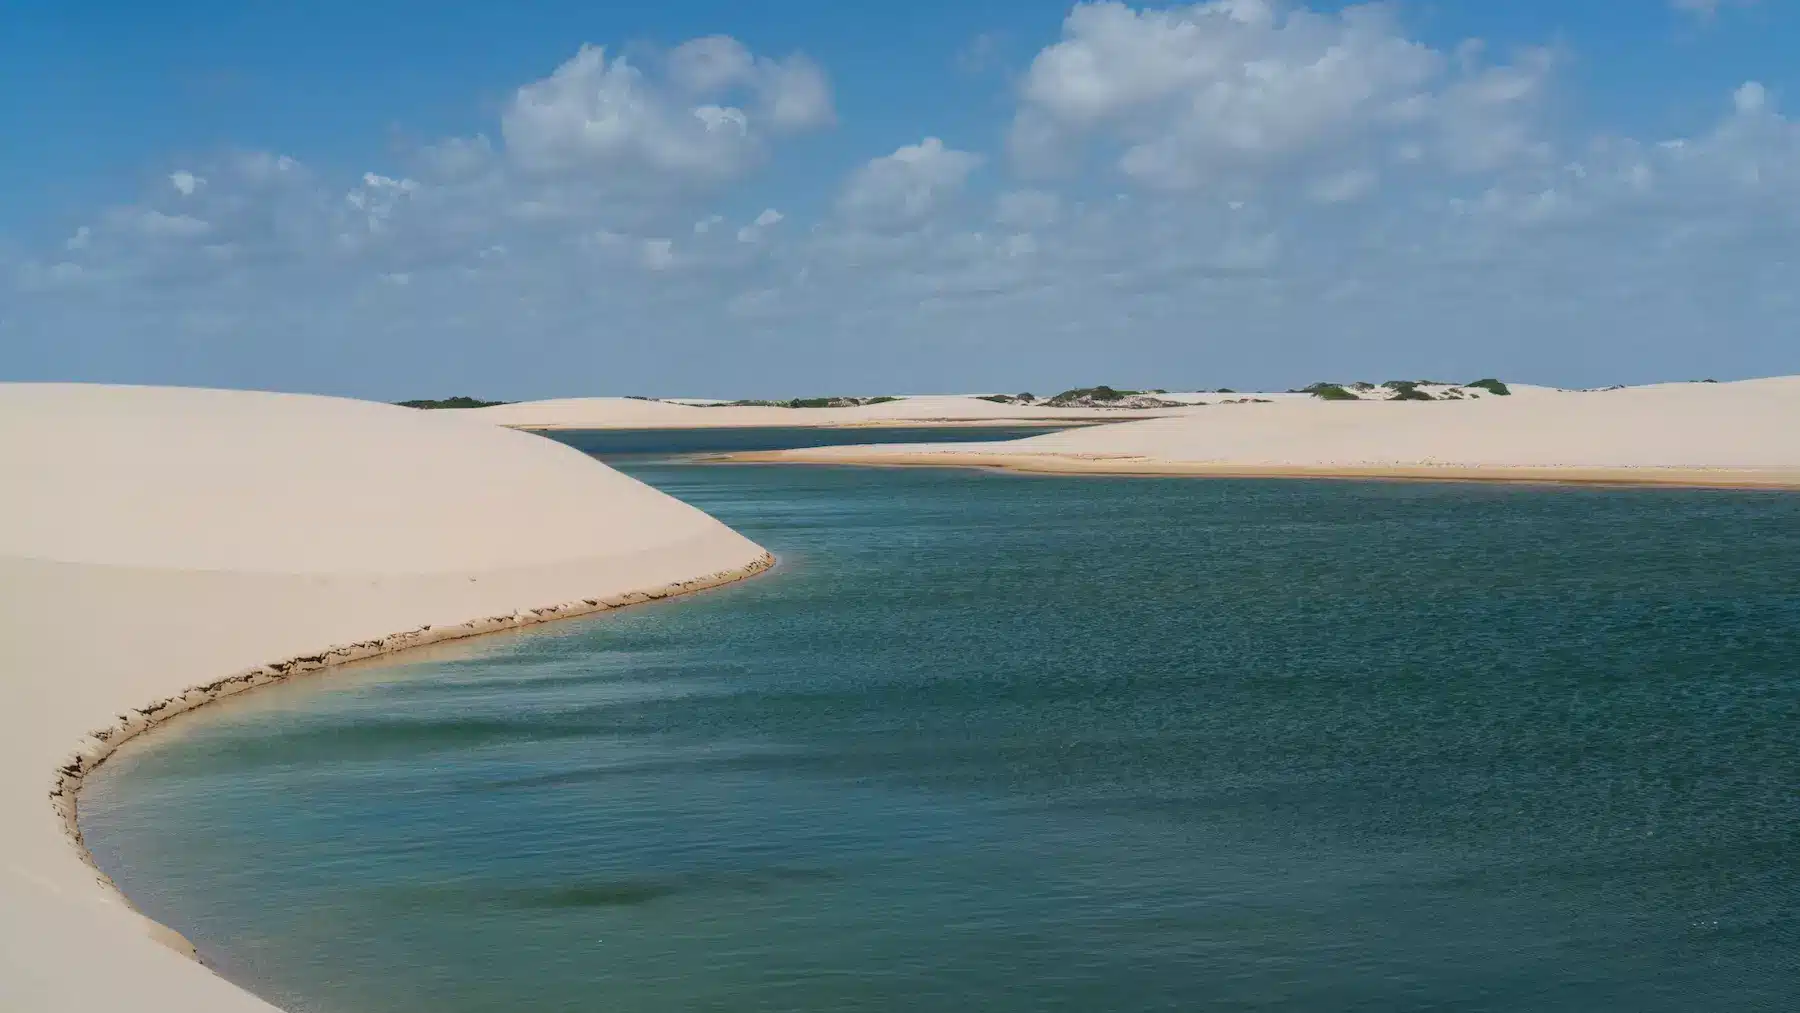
[668,35,758,93]
[503,45,753,179]
[169,170,204,196]
[1011,1,1553,192]
[6,19,1797,398]
[667,36,836,131]
[838,138,983,227]
[500,40,832,183]
[995,189,1062,228]
[755,55,836,131]
[1734,81,1767,115]
[736,207,786,242]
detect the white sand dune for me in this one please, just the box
[725,377,1800,487]
[454,393,1202,429]
[0,384,771,1013]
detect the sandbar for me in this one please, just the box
[710,377,1800,491]
[449,393,1211,430]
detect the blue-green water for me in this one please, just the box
[81,442,1800,1012]
[540,424,1072,459]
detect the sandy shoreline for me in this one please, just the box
[53,549,775,908]
[709,452,1800,490]
[706,378,1800,491]
[2,384,774,1013]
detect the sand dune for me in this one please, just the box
[0,384,771,1013]
[722,377,1800,488]
[453,393,1203,429]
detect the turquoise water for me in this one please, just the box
[81,443,1800,1012]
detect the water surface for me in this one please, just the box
[82,446,1800,1012]
[541,424,1069,460]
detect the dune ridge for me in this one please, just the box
[1,384,772,1013]
[714,377,1800,489]
[452,393,1206,429]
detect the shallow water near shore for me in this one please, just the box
[81,434,1800,1012]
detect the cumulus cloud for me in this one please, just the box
[500,39,833,184]
[736,208,785,242]
[503,45,753,179]
[838,138,984,227]
[1011,1,1553,194]
[667,36,835,131]
[4,13,1796,397]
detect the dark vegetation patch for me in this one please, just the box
[396,396,510,409]
[1298,382,1360,400]
[711,396,904,408]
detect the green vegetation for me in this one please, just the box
[1302,383,1360,401]
[1350,382,1376,391]
[1381,380,1434,401]
[1215,388,1236,394]
[1046,385,1136,404]
[395,396,509,409]
[1465,378,1511,396]
[1035,385,1184,408]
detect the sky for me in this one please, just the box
[2,0,1796,399]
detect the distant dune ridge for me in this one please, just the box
[433,379,1582,430]
[717,377,1800,488]
[0,383,771,1013]
[446,392,1208,429]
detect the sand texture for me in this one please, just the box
[1,384,771,1013]
[718,377,1800,489]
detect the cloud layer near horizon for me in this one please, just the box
[5,0,1796,397]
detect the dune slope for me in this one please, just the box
[724,377,1800,487]
[0,384,771,1013]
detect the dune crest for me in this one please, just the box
[0,384,771,1013]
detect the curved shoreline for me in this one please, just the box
[1,383,786,1013]
[56,549,776,947]
[708,451,1800,490]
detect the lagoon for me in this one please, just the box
[81,437,1800,1012]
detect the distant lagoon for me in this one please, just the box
[82,431,1800,1012]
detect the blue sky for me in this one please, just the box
[3,0,1796,398]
